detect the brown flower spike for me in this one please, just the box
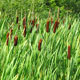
[6,32,9,45]
[23,25,26,37]
[53,20,59,33]
[68,45,71,59]
[23,17,26,27]
[46,19,50,32]
[38,39,42,51]
[14,35,18,46]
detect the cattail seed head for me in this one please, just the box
[16,16,19,24]
[6,32,9,39]
[68,45,71,59]
[38,39,42,51]
[23,17,26,27]
[6,32,9,46]
[53,20,59,33]
[23,25,26,37]
[46,19,50,32]
[14,35,18,46]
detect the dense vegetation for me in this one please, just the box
[0,0,80,80]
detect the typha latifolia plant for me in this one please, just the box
[38,39,42,51]
[23,25,26,37]
[14,35,18,46]
[23,16,26,27]
[68,45,71,59]
[6,32,9,45]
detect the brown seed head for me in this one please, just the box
[46,19,50,32]
[14,35,18,46]
[23,17,26,26]
[68,45,71,59]
[38,39,42,51]
[23,25,26,37]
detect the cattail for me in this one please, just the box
[23,25,26,37]
[6,32,9,39]
[16,16,19,24]
[23,17,26,26]
[38,39,42,51]
[46,19,50,32]
[68,45,71,59]
[51,17,53,25]
[53,20,59,33]
[14,35,18,46]
[6,32,9,45]
[10,28,13,39]
[68,24,71,30]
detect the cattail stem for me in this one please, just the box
[51,17,53,25]
[10,28,13,39]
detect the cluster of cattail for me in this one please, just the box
[38,39,42,51]
[68,45,71,59]
[14,35,18,46]
[53,20,59,33]
[6,32,9,45]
